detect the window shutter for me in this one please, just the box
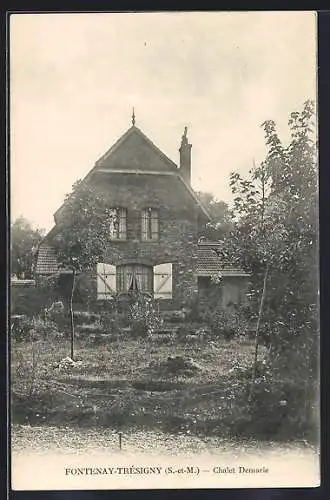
[96,263,116,300]
[153,263,172,299]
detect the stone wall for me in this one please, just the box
[82,172,205,309]
[11,283,56,316]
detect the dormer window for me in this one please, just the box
[109,207,127,240]
[141,208,159,241]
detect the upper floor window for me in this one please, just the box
[141,208,159,241]
[109,207,127,240]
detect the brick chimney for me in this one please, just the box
[179,126,192,184]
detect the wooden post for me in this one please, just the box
[119,432,122,450]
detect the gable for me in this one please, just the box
[95,126,178,173]
[54,124,211,223]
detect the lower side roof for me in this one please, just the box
[35,241,249,277]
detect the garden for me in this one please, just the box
[11,294,318,455]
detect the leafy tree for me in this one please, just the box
[221,101,318,405]
[11,217,45,279]
[196,191,233,240]
[52,179,115,359]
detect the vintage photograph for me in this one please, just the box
[9,11,319,490]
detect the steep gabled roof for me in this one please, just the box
[53,123,211,222]
[94,125,178,173]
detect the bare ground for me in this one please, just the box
[11,424,318,457]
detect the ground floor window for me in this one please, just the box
[117,264,153,294]
[97,262,173,300]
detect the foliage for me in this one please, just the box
[220,101,318,398]
[12,341,44,398]
[12,338,58,401]
[52,180,115,272]
[73,272,95,307]
[11,315,31,342]
[245,359,318,440]
[127,293,163,337]
[11,315,59,343]
[196,191,233,240]
[30,316,62,340]
[11,217,45,279]
[50,179,117,357]
[37,274,59,290]
[44,301,69,332]
[200,303,250,339]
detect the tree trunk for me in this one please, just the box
[69,269,76,360]
[248,264,269,402]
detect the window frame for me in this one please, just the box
[141,207,159,241]
[116,264,154,295]
[109,207,127,241]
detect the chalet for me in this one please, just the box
[36,114,249,311]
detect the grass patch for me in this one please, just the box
[11,334,314,441]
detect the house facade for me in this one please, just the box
[36,117,249,311]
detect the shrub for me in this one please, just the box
[11,315,31,342]
[199,307,243,339]
[247,371,318,440]
[13,315,62,342]
[127,293,163,337]
[43,301,70,332]
[11,315,60,342]
[12,340,53,398]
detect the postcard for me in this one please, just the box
[9,11,319,491]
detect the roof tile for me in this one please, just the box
[35,244,58,274]
[35,241,249,277]
[196,242,249,276]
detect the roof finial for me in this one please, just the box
[132,107,136,126]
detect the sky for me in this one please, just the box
[10,11,317,231]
